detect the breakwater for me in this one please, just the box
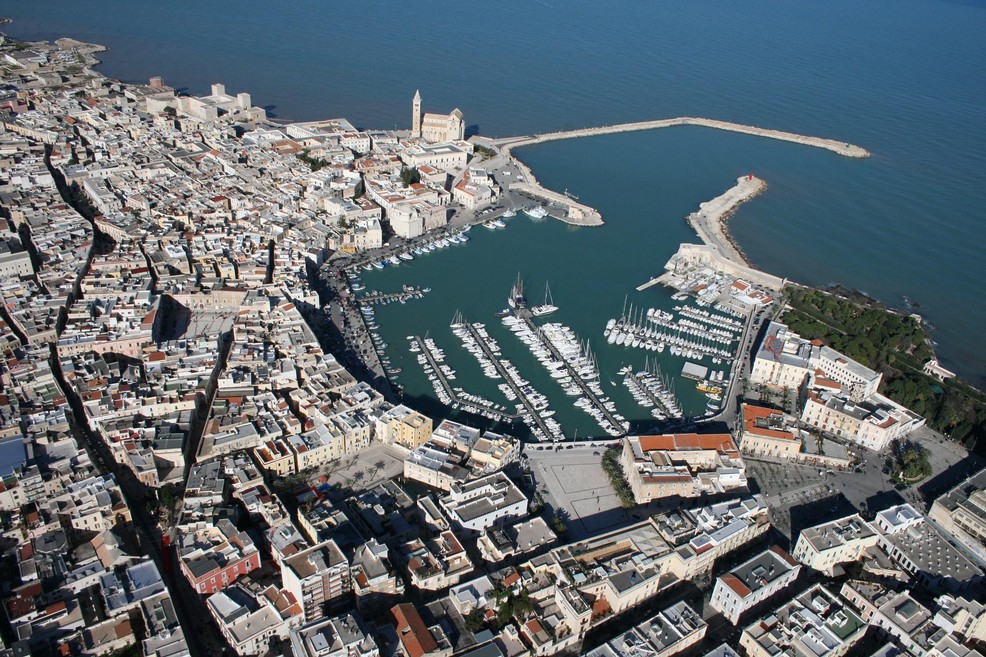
[686,175,767,267]
[495,116,870,158]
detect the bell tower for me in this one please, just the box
[412,89,422,138]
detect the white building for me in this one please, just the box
[710,546,802,624]
[739,585,866,657]
[439,472,528,534]
[289,613,379,657]
[793,514,880,576]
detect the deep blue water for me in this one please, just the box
[5,0,986,385]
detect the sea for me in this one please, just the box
[5,0,985,415]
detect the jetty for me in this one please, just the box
[412,336,520,423]
[460,321,558,440]
[494,116,870,158]
[685,175,766,267]
[359,286,429,306]
[624,370,679,419]
[520,317,625,434]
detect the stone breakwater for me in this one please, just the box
[496,116,871,158]
[686,175,767,267]
[496,116,866,230]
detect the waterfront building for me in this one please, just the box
[923,359,956,382]
[281,539,352,621]
[439,472,528,535]
[751,320,882,400]
[738,403,802,460]
[621,434,747,502]
[411,90,464,143]
[146,82,266,123]
[467,431,520,474]
[582,601,707,657]
[375,404,433,449]
[452,168,499,209]
[749,321,816,390]
[800,390,925,452]
[739,584,866,657]
[928,467,986,565]
[793,514,879,576]
[709,546,801,624]
[402,141,471,171]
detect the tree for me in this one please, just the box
[465,609,486,632]
[400,167,421,187]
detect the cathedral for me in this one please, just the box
[411,90,464,143]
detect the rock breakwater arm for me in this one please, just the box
[687,175,766,267]
[497,116,869,159]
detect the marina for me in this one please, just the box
[504,315,627,437]
[451,317,564,442]
[410,336,520,422]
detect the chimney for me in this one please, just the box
[211,83,226,97]
[149,76,164,89]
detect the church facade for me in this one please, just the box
[411,90,464,143]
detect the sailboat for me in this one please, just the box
[507,273,527,309]
[530,282,559,317]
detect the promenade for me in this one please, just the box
[494,116,870,158]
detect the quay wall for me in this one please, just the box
[509,182,604,226]
[664,243,786,291]
[497,116,870,158]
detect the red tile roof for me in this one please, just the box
[391,603,437,657]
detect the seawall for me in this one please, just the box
[497,116,870,159]
[686,175,767,267]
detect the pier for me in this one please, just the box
[520,317,625,435]
[494,116,870,158]
[460,321,558,439]
[413,336,521,423]
[624,370,679,419]
[685,175,766,267]
[359,286,429,306]
[414,336,456,400]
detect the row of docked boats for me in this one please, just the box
[414,336,454,405]
[359,227,472,271]
[675,304,745,331]
[602,305,737,362]
[451,318,503,380]
[503,315,627,437]
[619,361,683,421]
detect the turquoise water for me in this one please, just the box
[6,0,986,387]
